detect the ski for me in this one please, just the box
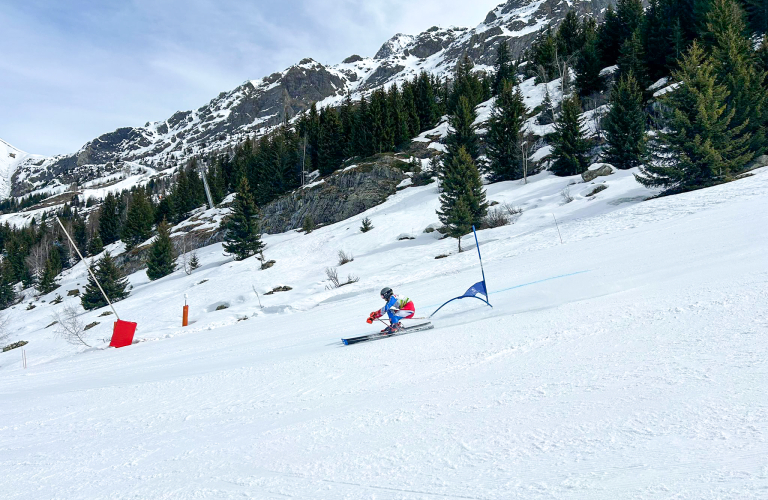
[342,322,434,345]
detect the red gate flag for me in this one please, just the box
[110,320,137,348]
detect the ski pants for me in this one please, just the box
[387,301,415,324]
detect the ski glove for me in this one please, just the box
[366,311,381,323]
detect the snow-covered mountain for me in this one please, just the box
[6,0,616,200]
[0,139,47,199]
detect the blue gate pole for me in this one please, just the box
[472,225,490,306]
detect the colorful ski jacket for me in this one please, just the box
[379,294,414,315]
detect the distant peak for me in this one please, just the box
[374,33,416,60]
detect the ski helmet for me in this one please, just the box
[380,287,393,300]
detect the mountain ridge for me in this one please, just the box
[5,0,615,200]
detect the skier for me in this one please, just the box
[366,287,415,334]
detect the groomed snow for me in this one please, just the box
[1,167,767,499]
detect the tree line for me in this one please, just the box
[3,0,767,302]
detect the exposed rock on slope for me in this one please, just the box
[260,155,409,234]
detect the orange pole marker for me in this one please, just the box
[182,305,189,327]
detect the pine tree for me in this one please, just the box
[352,95,374,157]
[98,192,121,245]
[642,0,666,81]
[445,95,480,167]
[449,54,483,112]
[551,95,591,176]
[401,83,421,138]
[221,178,265,261]
[0,261,16,309]
[575,17,605,97]
[172,167,194,221]
[556,11,584,58]
[436,147,488,252]
[486,80,526,182]
[307,104,321,171]
[637,42,753,194]
[81,251,130,311]
[318,107,344,175]
[493,41,514,96]
[598,0,644,67]
[617,30,650,96]
[694,0,716,41]
[668,20,688,69]
[360,217,373,233]
[37,257,59,294]
[340,92,355,149]
[743,0,768,33]
[206,160,226,204]
[72,215,88,257]
[389,83,411,148]
[370,88,393,153]
[599,6,624,66]
[603,73,648,169]
[758,35,768,85]
[532,25,559,81]
[708,0,766,155]
[146,219,176,280]
[189,252,200,271]
[617,0,645,42]
[121,187,154,250]
[154,195,174,226]
[539,86,556,124]
[88,233,104,256]
[302,215,315,233]
[45,241,64,276]
[415,72,439,131]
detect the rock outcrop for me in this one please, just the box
[260,155,409,234]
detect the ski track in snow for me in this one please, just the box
[1,168,767,499]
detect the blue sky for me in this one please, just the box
[0,0,502,156]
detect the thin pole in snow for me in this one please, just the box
[56,217,120,321]
[252,286,263,309]
[552,214,563,244]
[472,225,490,306]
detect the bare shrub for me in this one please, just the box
[503,203,523,216]
[561,186,574,204]
[484,203,523,229]
[337,250,354,266]
[325,267,359,289]
[52,303,91,347]
[484,209,510,228]
[325,267,340,288]
[179,233,202,275]
[25,234,52,281]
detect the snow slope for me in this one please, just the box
[1,168,767,499]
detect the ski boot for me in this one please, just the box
[380,323,403,335]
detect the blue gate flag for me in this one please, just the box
[464,281,487,298]
[429,226,493,318]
